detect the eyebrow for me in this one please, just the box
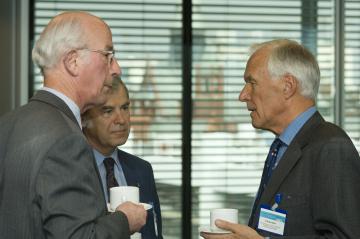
[122,101,131,107]
[244,75,255,83]
[104,45,114,51]
[101,105,113,110]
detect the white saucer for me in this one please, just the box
[107,203,152,212]
[200,227,231,235]
[139,203,152,210]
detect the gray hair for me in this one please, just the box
[250,39,320,100]
[111,75,129,99]
[81,76,129,128]
[32,12,88,73]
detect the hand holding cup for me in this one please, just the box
[210,208,238,233]
[116,201,146,234]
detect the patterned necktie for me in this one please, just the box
[103,157,119,201]
[250,138,284,218]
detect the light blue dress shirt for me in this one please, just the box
[42,87,82,128]
[93,149,127,202]
[274,106,317,167]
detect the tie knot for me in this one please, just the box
[103,157,115,170]
[271,138,283,152]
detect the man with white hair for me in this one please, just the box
[0,11,146,239]
[201,39,360,238]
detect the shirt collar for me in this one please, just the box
[93,148,119,167]
[279,106,317,146]
[41,87,82,128]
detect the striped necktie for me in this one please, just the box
[250,138,284,219]
[103,157,119,201]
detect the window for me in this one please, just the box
[31,1,358,238]
[344,0,360,150]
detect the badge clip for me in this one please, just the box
[258,193,287,236]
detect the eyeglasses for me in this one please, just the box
[80,48,115,65]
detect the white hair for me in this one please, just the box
[32,13,88,73]
[250,39,320,100]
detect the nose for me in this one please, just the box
[110,58,122,76]
[239,84,249,102]
[113,109,126,124]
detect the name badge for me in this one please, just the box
[258,207,286,235]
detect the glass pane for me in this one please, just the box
[32,1,342,239]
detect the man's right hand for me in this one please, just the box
[116,201,147,234]
[200,220,264,239]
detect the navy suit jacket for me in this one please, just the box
[118,149,163,239]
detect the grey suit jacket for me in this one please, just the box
[249,112,360,238]
[0,90,130,239]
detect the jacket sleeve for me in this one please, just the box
[36,133,130,239]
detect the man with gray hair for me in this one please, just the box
[82,76,163,239]
[201,39,360,238]
[0,11,146,239]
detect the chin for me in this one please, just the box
[114,139,127,147]
[251,122,258,129]
[250,115,262,129]
[251,120,262,129]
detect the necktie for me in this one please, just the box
[103,157,119,201]
[250,138,283,218]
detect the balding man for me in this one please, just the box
[0,11,146,239]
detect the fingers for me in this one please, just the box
[200,231,235,239]
[214,220,263,239]
[116,201,147,233]
[215,219,237,232]
[200,220,235,239]
[200,231,230,239]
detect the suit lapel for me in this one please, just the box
[31,90,108,212]
[30,90,79,127]
[261,112,324,204]
[118,150,140,188]
[261,142,302,203]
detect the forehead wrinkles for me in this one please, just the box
[247,51,270,78]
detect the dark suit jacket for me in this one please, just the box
[118,150,163,239]
[249,112,360,238]
[0,90,130,239]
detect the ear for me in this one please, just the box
[63,50,80,76]
[81,111,93,129]
[282,74,298,99]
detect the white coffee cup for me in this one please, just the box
[131,232,142,239]
[110,186,139,211]
[210,208,238,232]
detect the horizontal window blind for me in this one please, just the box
[31,1,360,238]
[344,0,360,151]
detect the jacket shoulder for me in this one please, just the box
[117,150,152,168]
